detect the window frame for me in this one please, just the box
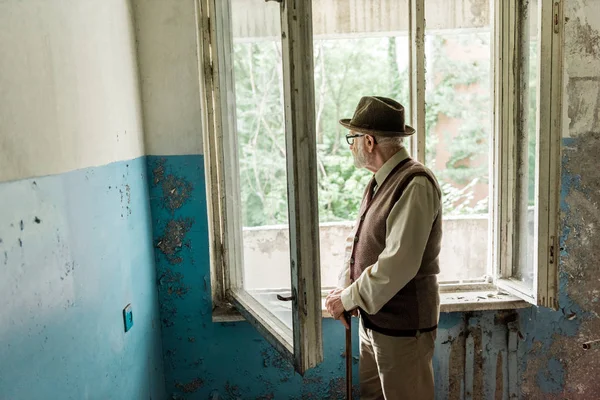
[405,0,562,308]
[492,0,563,309]
[198,0,323,374]
[200,0,564,368]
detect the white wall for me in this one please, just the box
[0,0,145,183]
[563,0,600,138]
[132,0,204,156]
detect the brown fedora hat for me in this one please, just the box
[339,96,415,137]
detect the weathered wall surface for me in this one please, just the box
[132,0,204,156]
[515,1,600,398]
[0,0,145,183]
[0,1,165,399]
[0,159,166,400]
[148,155,365,399]
[146,156,512,399]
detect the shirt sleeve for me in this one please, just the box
[336,230,355,289]
[340,176,440,314]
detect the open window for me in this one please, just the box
[198,0,322,374]
[199,0,563,374]
[408,0,562,308]
[492,0,563,308]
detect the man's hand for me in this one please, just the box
[325,288,355,329]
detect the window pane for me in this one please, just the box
[231,1,292,329]
[311,2,410,289]
[425,0,493,282]
[231,0,497,293]
[512,0,539,288]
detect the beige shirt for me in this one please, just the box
[339,147,441,314]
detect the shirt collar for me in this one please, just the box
[373,147,411,188]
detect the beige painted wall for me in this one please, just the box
[563,0,600,138]
[132,0,204,156]
[0,0,145,183]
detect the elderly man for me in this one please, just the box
[325,96,442,399]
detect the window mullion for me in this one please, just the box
[512,1,532,281]
[210,0,245,293]
[547,0,563,309]
[495,0,561,309]
[493,0,513,281]
[536,0,562,309]
[409,0,426,163]
[279,0,323,373]
[199,0,229,305]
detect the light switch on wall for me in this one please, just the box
[123,304,133,332]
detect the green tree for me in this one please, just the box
[232,32,537,227]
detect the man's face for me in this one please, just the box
[351,133,368,169]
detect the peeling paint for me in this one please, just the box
[494,352,503,400]
[156,218,194,264]
[159,269,189,298]
[255,393,275,400]
[573,17,600,57]
[471,326,484,398]
[152,158,193,212]
[175,378,204,393]
[518,130,600,399]
[448,331,465,399]
[261,347,289,370]
[0,158,165,399]
[567,78,600,136]
[324,377,360,400]
[224,381,242,399]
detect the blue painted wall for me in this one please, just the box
[147,156,513,399]
[0,158,166,400]
[148,155,362,399]
[148,136,600,399]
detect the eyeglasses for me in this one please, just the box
[345,133,364,145]
[345,133,377,145]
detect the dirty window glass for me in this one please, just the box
[231,0,500,290]
[231,0,293,330]
[425,0,493,282]
[511,0,538,288]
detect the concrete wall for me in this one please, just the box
[0,0,145,182]
[242,217,489,290]
[132,0,204,156]
[138,0,600,399]
[0,1,165,399]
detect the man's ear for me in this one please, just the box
[365,135,375,152]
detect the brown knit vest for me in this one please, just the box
[350,158,442,333]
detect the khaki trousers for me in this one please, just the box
[359,319,436,400]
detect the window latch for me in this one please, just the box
[277,294,294,302]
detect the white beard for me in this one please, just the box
[352,138,368,169]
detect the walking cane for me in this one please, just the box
[345,312,352,400]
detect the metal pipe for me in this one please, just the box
[583,339,600,350]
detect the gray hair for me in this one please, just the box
[374,136,405,153]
